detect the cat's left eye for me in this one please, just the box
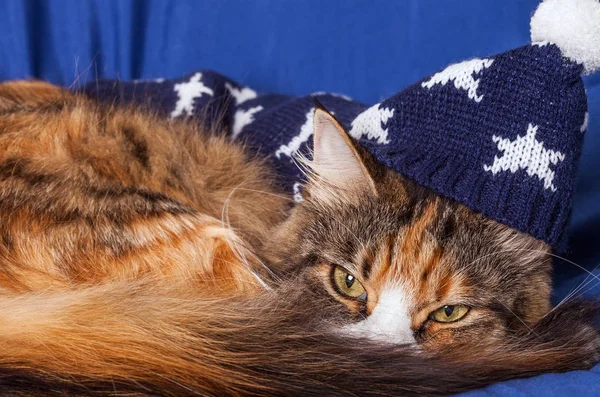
[430,305,470,323]
[331,266,367,301]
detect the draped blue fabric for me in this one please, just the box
[1,1,599,395]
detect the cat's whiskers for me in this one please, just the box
[573,273,600,301]
[538,252,600,317]
[224,178,367,284]
[551,262,600,316]
[220,183,280,289]
[488,292,539,336]
[555,277,589,311]
[467,247,600,318]
[292,150,315,182]
[293,151,371,255]
[467,248,600,284]
[566,277,598,303]
[221,184,263,285]
[68,56,99,92]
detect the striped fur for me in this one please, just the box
[0,81,597,396]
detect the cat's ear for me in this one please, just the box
[307,106,377,201]
[0,81,73,111]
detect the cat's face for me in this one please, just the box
[266,108,552,351]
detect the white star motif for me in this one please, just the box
[292,182,304,203]
[421,58,494,102]
[133,77,165,84]
[276,108,315,159]
[225,82,258,105]
[532,41,550,47]
[231,106,264,139]
[170,73,214,119]
[483,123,565,192]
[311,91,353,101]
[581,112,589,132]
[348,103,395,144]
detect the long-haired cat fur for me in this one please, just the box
[0,80,598,396]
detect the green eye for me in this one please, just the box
[332,266,367,301]
[430,305,470,323]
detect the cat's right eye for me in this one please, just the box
[331,266,367,301]
[430,305,470,323]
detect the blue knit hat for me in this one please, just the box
[83,0,600,250]
[343,0,600,249]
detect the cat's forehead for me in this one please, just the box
[321,184,467,251]
[305,172,528,275]
[365,200,469,291]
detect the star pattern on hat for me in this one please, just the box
[483,123,565,191]
[421,58,494,102]
[275,108,315,159]
[85,0,600,250]
[171,72,214,119]
[348,103,395,144]
[225,82,258,105]
[231,106,264,139]
[292,182,304,203]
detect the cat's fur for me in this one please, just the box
[0,80,598,396]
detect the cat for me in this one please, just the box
[0,80,598,396]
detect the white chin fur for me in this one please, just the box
[530,0,600,75]
[341,286,416,345]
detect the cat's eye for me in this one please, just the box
[430,305,470,323]
[331,266,367,301]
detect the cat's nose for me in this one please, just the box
[342,287,416,345]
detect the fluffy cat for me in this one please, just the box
[0,80,598,396]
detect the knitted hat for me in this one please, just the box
[83,0,600,251]
[343,0,600,250]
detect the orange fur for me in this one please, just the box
[0,81,597,396]
[0,81,286,295]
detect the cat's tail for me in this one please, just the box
[0,280,598,396]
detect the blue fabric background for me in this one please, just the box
[1,0,599,395]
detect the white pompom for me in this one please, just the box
[531,0,600,75]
